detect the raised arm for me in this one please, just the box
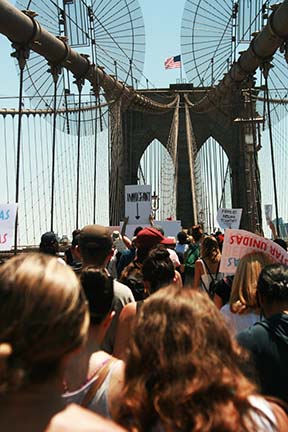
[193,260,203,290]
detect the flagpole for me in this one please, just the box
[180,55,183,83]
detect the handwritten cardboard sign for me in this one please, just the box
[220,228,288,274]
[125,185,152,224]
[0,204,17,251]
[216,208,242,229]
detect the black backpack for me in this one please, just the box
[201,259,220,299]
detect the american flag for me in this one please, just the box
[164,55,181,69]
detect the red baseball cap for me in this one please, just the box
[136,227,164,250]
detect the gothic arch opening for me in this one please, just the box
[137,139,175,220]
[196,137,232,233]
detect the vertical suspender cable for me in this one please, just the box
[4,118,9,201]
[213,139,219,210]
[209,138,215,230]
[75,78,84,229]
[13,45,28,253]
[263,66,280,236]
[50,66,61,232]
[93,99,98,224]
[248,83,262,233]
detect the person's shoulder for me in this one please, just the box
[46,404,127,432]
[220,303,231,317]
[247,395,278,429]
[113,280,135,302]
[119,302,137,321]
[237,320,268,345]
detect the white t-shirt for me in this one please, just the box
[221,303,260,333]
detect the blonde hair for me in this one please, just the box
[230,252,273,313]
[0,253,89,392]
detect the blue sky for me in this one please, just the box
[0,0,188,243]
[140,0,185,87]
[0,0,286,239]
[0,0,186,97]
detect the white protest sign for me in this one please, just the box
[220,228,288,274]
[125,185,152,224]
[0,204,17,251]
[216,208,242,229]
[264,204,273,224]
[120,220,182,239]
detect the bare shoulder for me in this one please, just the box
[119,301,137,321]
[45,404,127,432]
[109,360,125,419]
[88,350,111,376]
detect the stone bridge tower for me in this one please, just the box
[110,83,261,232]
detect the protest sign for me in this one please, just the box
[216,208,242,229]
[220,228,288,274]
[125,185,152,224]
[264,204,273,224]
[0,204,17,251]
[120,220,181,239]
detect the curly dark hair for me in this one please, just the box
[257,264,288,303]
[117,286,264,432]
[142,246,175,294]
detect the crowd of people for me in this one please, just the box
[0,220,288,431]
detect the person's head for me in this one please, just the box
[142,245,175,295]
[78,225,113,267]
[190,224,203,242]
[273,238,287,251]
[200,235,220,262]
[39,231,59,255]
[177,231,187,244]
[133,226,143,237]
[215,232,224,251]
[0,253,89,392]
[117,286,255,431]
[135,227,164,262]
[160,236,176,250]
[71,229,81,248]
[257,264,288,316]
[80,267,114,344]
[230,252,273,312]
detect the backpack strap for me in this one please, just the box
[202,259,220,281]
[81,357,117,408]
[201,259,220,297]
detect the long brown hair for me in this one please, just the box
[117,286,261,432]
[0,253,89,392]
[201,235,220,263]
